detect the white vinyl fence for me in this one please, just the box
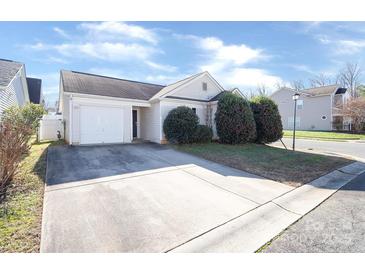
[38,114,64,141]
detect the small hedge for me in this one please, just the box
[163,106,199,144]
[215,93,256,144]
[193,125,213,143]
[250,95,283,143]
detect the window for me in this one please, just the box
[297,100,303,110]
[202,82,207,91]
[192,108,197,114]
[321,115,327,120]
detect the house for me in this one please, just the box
[0,58,43,117]
[27,77,44,105]
[271,85,350,131]
[58,70,243,145]
[0,59,30,116]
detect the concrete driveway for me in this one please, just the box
[41,143,294,252]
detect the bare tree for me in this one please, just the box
[274,81,288,90]
[309,73,333,87]
[291,80,305,91]
[340,97,365,131]
[337,62,362,97]
[256,83,268,96]
[248,89,255,99]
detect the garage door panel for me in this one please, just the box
[80,105,124,145]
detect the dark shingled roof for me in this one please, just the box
[209,91,228,102]
[0,59,23,87]
[27,77,42,104]
[61,70,166,100]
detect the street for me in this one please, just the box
[263,171,365,252]
[272,137,365,160]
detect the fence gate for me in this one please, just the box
[38,115,64,141]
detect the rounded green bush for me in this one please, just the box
[250,95,283,143]
[193,125,213,143]
[163,106,199,144]
[215,93,256,144]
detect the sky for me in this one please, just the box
[1,21,365,105]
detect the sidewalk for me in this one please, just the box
[169,161,365,252]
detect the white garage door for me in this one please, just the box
[80,105,124,145]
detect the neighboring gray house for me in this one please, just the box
[271,85,350,131]
[0,59,43,117]
[0,59,30,116]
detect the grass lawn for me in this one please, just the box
[283,130,365,141]
[0,140,63,252]
[175,143,352,187]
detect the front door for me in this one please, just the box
[132,109,138,138]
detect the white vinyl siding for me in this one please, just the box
[297,100,303,110]
[0,66,29,116]
[0,86,18,116]
[140,102,161,143]
[172,74,222,101]
[288,116,301,129]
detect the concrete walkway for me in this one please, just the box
[41,144,365,252]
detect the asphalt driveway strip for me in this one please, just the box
[41,143,294,252]
[263,171,365,253]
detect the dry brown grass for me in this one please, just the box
[0,140,63,252]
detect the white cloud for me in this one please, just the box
[31,41,158,62]
[80,21,158,45]
[46,56,69,64]
[145,73,189,85]
[29,42,46,50]
[288,64,313,73]
[316,35,331,44]
[208,67,283,90]
[317,35,365,55]
[145,61,177,72]
[28,22,179,71]
[336,39,365,54]
[177,34,282,90]
[199,36,265,65]
[53,27,71,39]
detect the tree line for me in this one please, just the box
[252,62,364,98]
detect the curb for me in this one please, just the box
[169,161,365,253]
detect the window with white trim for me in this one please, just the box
[192,107,197,114]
